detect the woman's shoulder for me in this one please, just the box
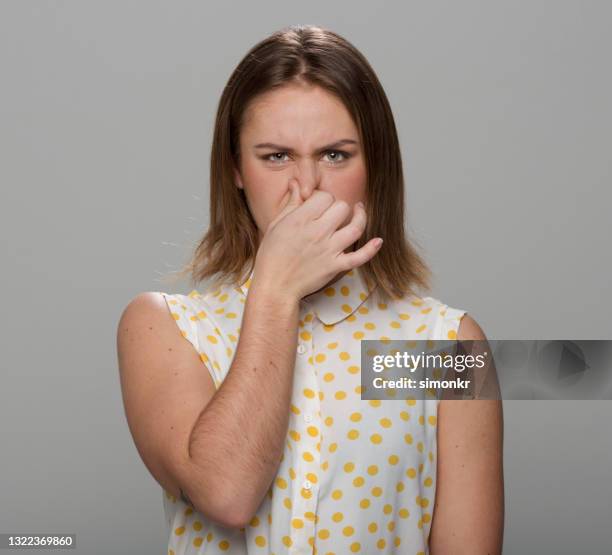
[386,292,470,341]
[418,295,486,341]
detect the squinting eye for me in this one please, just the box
[323,150,350,164]
[266,152,290,163]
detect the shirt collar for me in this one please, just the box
[236,266,377,326]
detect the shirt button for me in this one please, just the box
[297,344,307,355]
[303,480,312,490]
[304,413,313,423]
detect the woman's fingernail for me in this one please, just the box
[374,238,383,248]
[357,201,365,208]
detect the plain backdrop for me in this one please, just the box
[1,1,611,554]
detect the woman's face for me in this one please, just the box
[234,82,367,244]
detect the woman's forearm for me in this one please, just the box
[185,276,300,527]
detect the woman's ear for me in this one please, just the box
[233,167,244,190]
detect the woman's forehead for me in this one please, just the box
[242,88,357,145]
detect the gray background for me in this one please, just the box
[1,1,610,554]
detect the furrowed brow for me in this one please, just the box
[253,139,358,153]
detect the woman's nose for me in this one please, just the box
[294,163,321,197]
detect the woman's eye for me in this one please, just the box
[323,150,350,164]
[266,152,290,163]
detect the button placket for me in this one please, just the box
[291,309,321,549]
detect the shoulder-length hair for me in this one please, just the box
[169,24,431,302]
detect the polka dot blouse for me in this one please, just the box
[160,266,466,555]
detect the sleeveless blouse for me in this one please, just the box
[159,266,466,555]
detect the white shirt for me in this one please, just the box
[160,266,466,554]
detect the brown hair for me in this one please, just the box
[166,24,431,302]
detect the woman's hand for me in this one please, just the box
[253,177,383,302]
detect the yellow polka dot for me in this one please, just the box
[174,526,185,535]
[406,468,417,479]
[307,425,319,437]
[344,462,355,473]
[300,331,312,341]
[399,508,410,519]
[323,372,335,382]
[332,489,343,500]
[218,540,230,551]
[367,464,378,475]
[424,476,433,487]
[353,476,365,487]
[428,415,437,425]
[324,287,336,297]
[276,477,287,489]
[206,335,218,344]
[292,518,304,529]
[416,324,427,333]
[255,536,266,547]
[377,538,386,549]
[335,390,347,400]
[350,542,361,552]
[282,536,292,547]
[350,412,362,422]
[342,304,353,313]
[370,433,382,444]
[303,451,314,462]
[303,388,315,398]
[371,486,382,497]
[343,525,355,536]
[448,329,457,340]
[347,429,360,440]
[369,400,381,407]
[324,416,334,426]
[404,433,413,444]
[192,520,203,531]
[318,529,330,539]
[348,365,359,374]
[359,498,370,509]
[388,454,399,465]
[315,353,326,363]
[379,417,392,428]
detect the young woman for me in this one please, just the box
[117,24,504,555]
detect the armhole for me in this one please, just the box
[430,299,467,407]
[159,292,220,390]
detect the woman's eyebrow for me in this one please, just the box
[253,139,359,152]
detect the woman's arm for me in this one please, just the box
[429,315,505,554]
[117,279,300,530]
